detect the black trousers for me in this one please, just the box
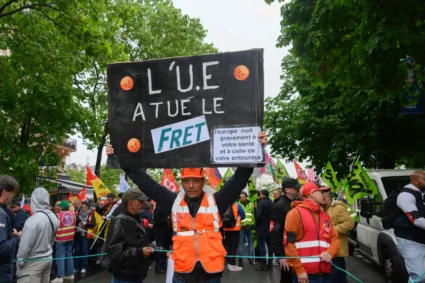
[331,257,348,283]
[280,266,293,283]
[223,230,240,265]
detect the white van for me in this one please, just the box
[348,169,414,283]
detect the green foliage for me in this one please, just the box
[73,0,217,175]
[67,169,86,184]
[265,0,425,176]
[0,0,216,189]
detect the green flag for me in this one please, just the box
[343,157,379,205]
[216,169,233,192]
[321,161,341,193]
[247,177,257,203]
[275,160,290,185]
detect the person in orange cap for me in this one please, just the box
[106,132,267,283]
[284,181,340,283]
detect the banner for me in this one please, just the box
[86,165,111,198]
[275,160,289,185]
[20,195,25,209]
[308,168,315,182]
[160,169,179,193]
[216,168,234,192]
[92,211,104,240]
[343,157,379,205]
[261,151,277,182]
[106,199,122,220]
[108,50,265,169]
[119,174,131,193]
[206,168,222,190]
[77,187,87,202]
[293,160,307,184]
[321,161,341,193]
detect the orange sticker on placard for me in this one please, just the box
[120,76,134,91]
[127,138,141,153]
[234,65,250,81]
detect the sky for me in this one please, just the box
[68,0,309,179]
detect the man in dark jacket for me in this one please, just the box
[255,189,275,271]
[270,178,301,282]
[14,199,32,232]
[106,187,154,283]
[0,175,21,283]
[106,132,267,283]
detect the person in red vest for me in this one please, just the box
[51,200,76,283]
[284,182,340,283]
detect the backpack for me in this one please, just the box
[382,188,414,229]
[222,205,236,228]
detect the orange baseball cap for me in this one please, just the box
[301,181,330,197]
[181,168,204,179]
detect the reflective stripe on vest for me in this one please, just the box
[56,211,76,242]
[294,207,332,274]
[171,192,226,274]
[224,203,241,231]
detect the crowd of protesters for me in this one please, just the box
[0,165,358,283]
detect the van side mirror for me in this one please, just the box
[360,198,374,219]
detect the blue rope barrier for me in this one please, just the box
[16,250,364,282]
[410,270,425,283]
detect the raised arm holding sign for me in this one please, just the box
[107,49,264,169]
[106,49,266,283]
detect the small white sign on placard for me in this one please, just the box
[212,126,263,164]
[151,115,210,154]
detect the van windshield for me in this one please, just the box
[381,176,411,195]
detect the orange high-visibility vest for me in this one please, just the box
[293,207,332,274]
[223,203,241,232]
[171,192,226,274]
[55,211,76,242]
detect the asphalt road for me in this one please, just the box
[75,250,386,283]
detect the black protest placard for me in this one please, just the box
[107,49,264,169]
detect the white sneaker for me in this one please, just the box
[64,274,74,280]
[81,269,86,274]
[227,264,243,271]
[51,278,63,283]
[96,260,100,264]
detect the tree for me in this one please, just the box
[67,169,86,184]
[265,0,425,176]
[76,0,217,176]
[0,0,125,190]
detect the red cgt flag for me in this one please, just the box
[160,169,179,193]
[206,168,222,190]
[293,160,308,184]
[77,187,87,202]
[86,165,96,186]
[67,192,73,201]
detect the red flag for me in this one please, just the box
[68,192,73,201]
[77,187,87,202]
[206,168,222,190]
[160,169,179,193]
[86,165,96,186]
[293,160,308,184]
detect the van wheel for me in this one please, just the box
[382,248,408,283]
